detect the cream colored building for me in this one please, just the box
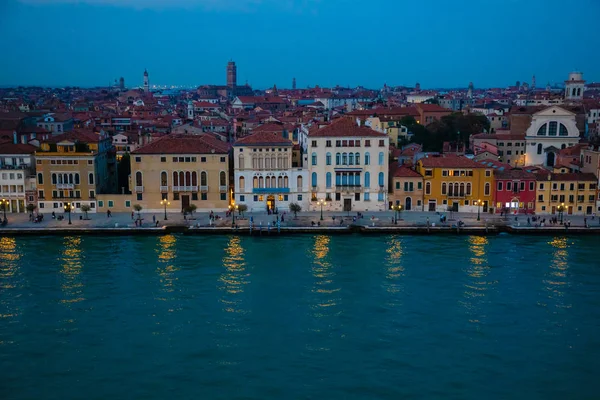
[0,143,37,213]
[307,117,389,212]
[233,131,308,212]
[35,130,116,213]
[535,172,597,215]
[130,134,230,213]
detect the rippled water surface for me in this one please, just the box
[1,234,599,399]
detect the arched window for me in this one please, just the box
[74,173,80,185]
[484,182,491,196]
[537,123,547,135]
[51,173,56,184]
[326,152,332,165]
[548,121,557,136]
[349,153,354,165]
[271,155,276,169]
[278,176,283,187]
[252,155,257,169]
[38,173,44,185]
[425,181,431,195]
[336,153,341,165]
[365,152,370,165]
[311,152,317,166]
[537,143,543,154]
[185,171,191,186]
[239,154,244,169]
[336,173,341,186]
[179,171,185,188]
[378,152,384,165]
[355,152,360,165]
[326,172,332,188]
[283,157,288,169]
[192,171,197,186]
[577,88,581,97]
[63,173,68,184]
[378,172,384,187]
[459,182,465,196]
[265,156,271,169]
[466,182,472,196]
[342,152,347,165]
[572,88,577,96]
[200,171,207,186]
[284,176,288,187]
[88,173,94,185]
[259,176,264,188]
[297,175,303,189]
[266,176,271,188]
[253,176,258,188]
[364,172,370,188]
[161,171,167,186]
[311,172,317,187]
[448,182,454,196]
[220,171,226,186]
[559,123,568,136]
[441,182,447,195]
[173,171,179,186]
[68,174,73,184]
[454,183,459,196]
[135,171,142,186]
[561,144,566,150]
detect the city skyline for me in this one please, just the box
[1,0,599,88]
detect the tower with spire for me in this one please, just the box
[467,82,474,100]
[531,75,536,89]
[143,69,149,92]
[292,77,296,90]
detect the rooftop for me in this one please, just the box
[308,117,386,138]
[133,134,229,155]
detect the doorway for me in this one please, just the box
[405,197,412,211]
[483,200,489,213]
[428,200,436,211]
[267,195,275,211]
[551,206,556,214]
[546,152,555,167]
[181,195,190,211]
[568,206,573,215]
[343,199,352,212]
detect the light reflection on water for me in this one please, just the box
[383,236,405,307]
[155,234,179,299]
[542,237,571,312]
[59,236,84,305]
[0,237,22,344]
[461,236,493,327]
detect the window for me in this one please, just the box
[326,172,332,188]
[135,171,143,187]
[537,124,547,135]
[364,192,370,201]
[342,153,347,165]
[297,194,302,201]
[89,190,95,198]
[365,152,370,165]
[365,140,371,147]
[548,121,557,136]
[201,171,207,186]
[88,160,93,165]
[297,176,303,189]
[220,157,226,162]
[424,170,432,177]
[484,183,490,196]
[507,181,512,191]
[355,152,360,165]
[417,182,422,190]
[108,200,114,207]
[220,193,226,200]
[529,182,534,191]
[378,172,384,187]
[135,156,141,162]
[326,152,331,165]
[220,171,226,186]
[559,123,568,136]
[396,182,400,190]
[326,140,331,147]
[74,173,80,185]
[311,140,317,147]
[201,157,206,162]
[537,143,543,155]
[88,173,95,185]
[441,182,447,195]
[37,173,43,185]
[136,193,142,201]
[378,152,384,165]
[425,182,431,195]
[497,182,503,191]
[311,172,317,187]
[485,170,491,177]
[311,152,317,166]
[125,200,131,207]
[98,200,104,207]
[201,193,207,200]
[160,157,166,162]
[349,153,354,165]
[364,172,370,188]
[38,190,44,199]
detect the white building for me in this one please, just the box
[524,106,581,167]
[0,143,37,213]
[233,131,308,212]
[564,71,585,101]
[307,117,389,212]
[314,94,372,110]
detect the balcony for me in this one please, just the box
[447,193,466,198]
[56,183,75,190]
[200,185,208,192]
[335,184,362,193]
[172,186,198,192]
[135,185,144,192]
[160,185,169,192]
[219,185,227,192]
[252,187,291,194]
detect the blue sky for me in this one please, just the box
[0,0,598,89]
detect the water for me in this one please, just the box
[1,234,599,399]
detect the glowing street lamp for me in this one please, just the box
[64,202,72,225]
[0,198,8,223]
[477,199,483,221]
[160,199,170,220]
[229,203,239,227]
[391,204,402,224]
[318,198,326,220]
[558,202,565,224]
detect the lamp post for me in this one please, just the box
[391,204,401,224]
[160,199,170,220]
[0,198,8,223]
[477,199,482,221]
[559,202,565,224]
[318,198,326,221]
[64,202,72,225]
[229,203,239,227]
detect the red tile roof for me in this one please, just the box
[419,155,483,168]
[494,168,537,180]
[393,165,422,178]
[0,142,37,155]
[234,131,292,146]
[308,117,387,138]
[133,134,229,154]
[44,130,101,144]
[535,172,597,182]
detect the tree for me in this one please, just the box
[133,204,142,218]
[81,204,91,219]
[117,154,131,194]
[237,204,247,217]
[289,202,301,219]
[184,204,197,215]
[26,203,36,215]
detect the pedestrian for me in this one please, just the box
[584,217,587,227]
[281,214,284,222]
[153,215,156,223]
[131,211,134,220]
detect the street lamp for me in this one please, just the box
[0,198,8,223]
[477,199,482,221]
[229,203,239,227]
[160,199,170,220]
[64,202,72,225]
[391,204,402,224]
[558,202,565,224]
[318,198,326,220]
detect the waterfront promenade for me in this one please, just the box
[1,209,599,235]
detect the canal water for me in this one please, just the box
[0,234,599,399]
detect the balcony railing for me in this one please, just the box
[252,188,291,194]
[219,185,227,192]
[135,185,144,192]
[200,185,208,192]
[160,185,169,192]
[172,186,198,192]
[56,183,75,190]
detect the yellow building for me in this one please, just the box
[389,165,424,211]
[415,155,494,213]
[35,130,116,213]
[129,134,230,213]
[367,116,408,147]
[535,172,597,215]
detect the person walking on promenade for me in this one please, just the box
[131,211,134,220]
[153,215,156,224]
[107,209,111,218]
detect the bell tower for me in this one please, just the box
[143,69,149,92]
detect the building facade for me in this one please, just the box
[493,168,537,214]
[535,172,597,215]
[0,143,37,213]
[233,131,308,212]
[389,165,424,211]
[307,118,389,212]
[130,134,230,213]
